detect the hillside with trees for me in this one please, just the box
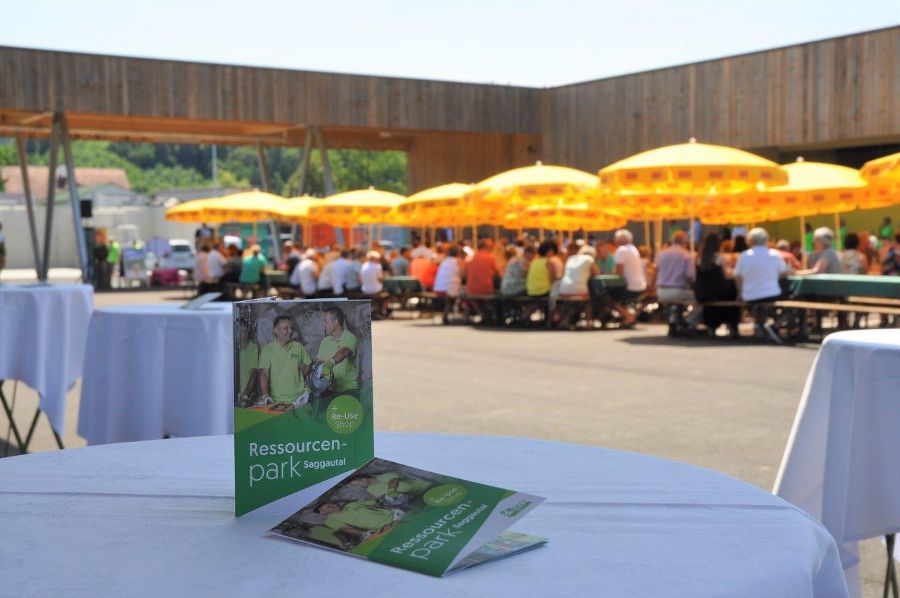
[0,139,407,197]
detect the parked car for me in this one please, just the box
[158,239,196,271]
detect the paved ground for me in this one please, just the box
[0,288,888,595]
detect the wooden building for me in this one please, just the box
[1,26,898,192]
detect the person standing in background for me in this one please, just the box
[195,223,213,252]
[879,217,894,242]
[106,237,121,289]
[0,222,6,281]
[92,231,109,289]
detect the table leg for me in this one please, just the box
[0,380,27,455]
[21,406,64,451]
[886,533,898,598]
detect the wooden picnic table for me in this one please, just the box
[382,276,423,295]
[789,274,900,300]
[588,275,626,298]
[265,270,290,287]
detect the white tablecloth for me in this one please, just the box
[0,433,847,597]
[0,283,93,433]
[775,329,900,598]
[77,303,233,445]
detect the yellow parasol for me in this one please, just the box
[306,187,405,228]
[598,138,788,251]
[469,162,600,218]
[164,197,222,223]
[504,203,626,232]
[739,158,868,250]
[390,183,475,227]
[276,196,322,222]
[860,151,900,209]
[176,191,290,224]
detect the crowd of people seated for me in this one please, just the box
[655,220,900,339]
[193,218,899,333]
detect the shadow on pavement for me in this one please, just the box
[618,334,819,350]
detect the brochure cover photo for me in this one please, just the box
[233,299,374,517]
[269,457,546,576]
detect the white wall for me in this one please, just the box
[0,204,198,270]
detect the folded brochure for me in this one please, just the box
[233,298,545,574]
[269,457,546,576]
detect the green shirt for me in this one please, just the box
[259,340,311,403]
[240,254,267,284]
[526,257,551,296]
[308,525,343,547]
[238,343,259,395]
[881,224,894,239]
[107,241,121,264]
[366,473,433,499]
[596,254,616,274]
[317,329,359,392]
[324,501,393,532]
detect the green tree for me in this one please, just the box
[0,141,18,191]
[19,139,407,198]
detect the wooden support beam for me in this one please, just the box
[59,113,90,283]
[15,135,42,275]
[40,114,61,281]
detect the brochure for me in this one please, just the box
[234,298,546,575]
[269,457,546,577]
[233,298,374,516]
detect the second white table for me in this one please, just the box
[77,303,234,445]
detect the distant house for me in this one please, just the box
[150,187,247,208]
[0,166,130,201]
[79,183,147,207]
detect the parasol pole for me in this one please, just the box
[643,220,651,257]
[799,215,807,267]
[833,212,842,250]
[689,195,696,256]
[655,218,663,259]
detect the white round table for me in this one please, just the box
[775,329,900,598]
[77,303,233,445]
[0,433,847,597]
[0,283,93,443]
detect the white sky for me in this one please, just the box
[0,0,897,87]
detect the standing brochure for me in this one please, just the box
[269,457,546,577]
[233,298,374,517]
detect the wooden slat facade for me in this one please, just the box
[0,27,897,191]
[541,27,900,170]
[0,46,539,135]
[407,132,540,192]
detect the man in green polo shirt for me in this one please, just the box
[236,320,259,402]
[258,315,312,407]
[315,306,359,397]
[368,472,434,500]
[315,500,396,542]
